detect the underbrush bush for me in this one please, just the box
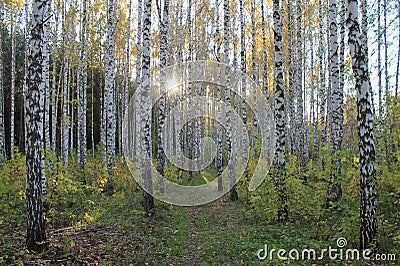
[0,151,26,227]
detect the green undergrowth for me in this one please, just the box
[0,148,399,265]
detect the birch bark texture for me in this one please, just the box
[347,0,378,250]
[327,0,343,205]
[157,0,170,193]
[0,1,5,162]
[273,0,288,221]
[26,0,49,253]
[78,0,88,167]
[142,0,155,213]
[104,0,118,192]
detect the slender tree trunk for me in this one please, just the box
[157,0,169,193]
[261,0,268,96]
[223,0,237,202]
[61,2,70,169]
[78,0,88,167]
[104,0,118,192]
[396,1,399,102]
[273,0,288,222]
[123,0,132,157]
[51,55,57,154]
[135,0,143,169]
[319,0,327,151]
[250,0,258,152]
[383,0,391,157]
[215,0,223,192]
[0,0,4,162]
[377,0,383,150]
[239,0,248,184]
[347,0,378,250]
[26,0,49,253]
[296,0,307,177]
[327,0,343,205]
[311,34,319,159]
[101,74,107,165]
[41,0,51,195]
[287,0,296,155]
[142,0,155,213]
[11,20,16,158]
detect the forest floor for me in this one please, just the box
[1,194,398,265]
[0,156,399,265]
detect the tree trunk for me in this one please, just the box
[157,0,169,193]
[142,0,155,213]
[61,2,70,170]
[123,0,132,158]
[396,2,399,102]
[273,0,288,222]
[326,0,343,205]
[319,0,327,151]
[0,0,4,162]
[383,0,392,157]
[104,0,118,193]
[239,0,248,184]
[26,0,49,253]
[223,0,237,202]
[41,0,51,195]
[377,0,383,150]
[11,19,16,159]
[78,0,88,167]
[215,0,223,192]
[347,0,378,250]
[296,0,307,177]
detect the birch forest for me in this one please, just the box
[0,0,399,264]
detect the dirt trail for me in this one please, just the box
[185,206,202,264]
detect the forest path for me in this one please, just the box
[185,205,202,264]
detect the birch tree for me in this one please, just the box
[347,0,378,250]
[41,0,51,195]
[26,0,49,253]
[223,0,237,201]
[327,0,343,205]
[134,0,143,169]
[377,0,383,148]
[239,0,248,183]
[296,0,307,176]
[319,0,327,150]
[61,2,70,169]
[157,0,169,193]
[215,0,223,191]
[123,0,132,156]
[77,0,88,167]
[11,15,16,159]
[383,0,391,157]
[0,0,4,162]
[397,2,400,101]
[104,0,118,192]
[273,0,288,221]
[142,0,155,213]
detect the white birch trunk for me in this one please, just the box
[157,0,169,193]
[0,0,4,161]
[104,0,118,191]
[77,0,88,167]
[142,0,155,212]
[11,20,16,158]
[327,0,343,204]
[347,0,378,250]
[273,0,288,221]
[26,0,49,253]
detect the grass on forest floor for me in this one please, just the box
[0,155,399,265]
